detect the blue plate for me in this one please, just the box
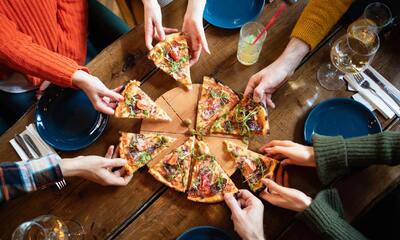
[35,85,109,151]
[177,226,232,240]
[204,0,265,29]
[304,98,382,145]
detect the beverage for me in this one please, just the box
[237,22,266,66]
[331,27,379,74]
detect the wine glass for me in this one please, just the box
[12,215,85,240]
[348,2,392,34]
[317,25,380,90]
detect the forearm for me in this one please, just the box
[313,132,400,185]
[298,189,367,240]
[185,0,206,20]
[0,154,63,202]
[275,37,309,76]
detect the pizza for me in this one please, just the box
[148,33,192,90]
[225,141,278,192]
[115,80,171,121]
[119,132,176,175]
[148,136,195,192]
[187,141,238,203]
[211,97,269,137]
[196,76,239,135]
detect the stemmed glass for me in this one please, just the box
[317,25,380,90]
[12,215,85,240]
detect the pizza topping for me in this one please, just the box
[201,109,215,120]
[167,154,178,165]
[136,99,151,111]
[211,176,227,194]
[136,152,152,165]
[241,158,257,175]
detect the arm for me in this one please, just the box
[0,14,87,88]
[0,154,63,202]
[291,0,353,50]
[313,132,400,185]
[298,189,367,240]
[245,0,353,108]
[0,146,132,202]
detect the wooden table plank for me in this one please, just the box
[0,1,189,239]
[116,14,400,240]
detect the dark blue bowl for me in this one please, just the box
[304,98,382,145]
[204,0,265,29]
[177,226,233,240]
[35,85,109,151]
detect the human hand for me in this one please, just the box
[143,0,178,50]
[244,38,310,108]
[260,140,316,167]
[260,179,312,212]
[35,80,51,100]
[182,0,209,66]
[224,190,265,240]
[72,70,124,115]
[60,145,133,186]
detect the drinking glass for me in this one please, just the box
[348,2,392,34]
[237,22,266,66]
[317,25,380,90]
[12,215,85,240]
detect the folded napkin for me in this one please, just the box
[344,66,400,119]
[10,124,57,161]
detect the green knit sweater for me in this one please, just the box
[298,132,400,240]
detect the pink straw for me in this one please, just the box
[252,3,286,45]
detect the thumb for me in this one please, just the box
[261,178,290,197]
[224,193,242,215]
[102,158,127,168]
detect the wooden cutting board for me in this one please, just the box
[140,84,247,176]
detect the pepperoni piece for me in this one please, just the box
[242,158,257,176]
[167,154,178,165]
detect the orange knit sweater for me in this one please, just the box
[0,0,89,88]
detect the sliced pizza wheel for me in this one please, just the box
[224,140,278,192]
[187,141,238,203]
[148,33,192,90]
[119,132,176,175]
[196,76,239,135]
[211,96,269,137]
[148,136,195,192]
[115,80,171,121]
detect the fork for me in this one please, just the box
[353,73,400,117]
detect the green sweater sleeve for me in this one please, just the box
[312,132,400,185]
[297,189,367,240]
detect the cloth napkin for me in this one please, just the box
[9,123,58,161]
[344,66,400,119]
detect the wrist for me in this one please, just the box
[277,37,310,75]
[72,70,90,89]
[142,0,158,8]
[186,0,206,20]
[59,158,81,177]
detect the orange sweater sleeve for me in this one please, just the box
[0,13,87,88]
[291,0,353,50]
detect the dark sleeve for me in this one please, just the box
[0,154,64,202]
[297,189,368,240]
[312,132,400,185]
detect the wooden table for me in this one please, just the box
[1,1,399,239]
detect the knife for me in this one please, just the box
[15,134,34,159]
[364,69,400,107]
[23,134,42,157]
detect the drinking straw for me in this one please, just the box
[252,3,286,44]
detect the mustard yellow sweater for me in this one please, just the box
[291,0,353,49]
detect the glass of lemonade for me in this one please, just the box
[237,22,266,66]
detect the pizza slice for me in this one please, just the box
[224,140,278,192]
[148,136,195,192]
[115,80,171,121]
[148,33,192,90]
[187,141,238,203]
[119,132,176,175]
[211,97,269,137]
[196,76,239,135]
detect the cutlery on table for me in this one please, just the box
[23,134,42,157]
[354,73,400,117]
[364,69,400,106]
[14,134,34,159]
